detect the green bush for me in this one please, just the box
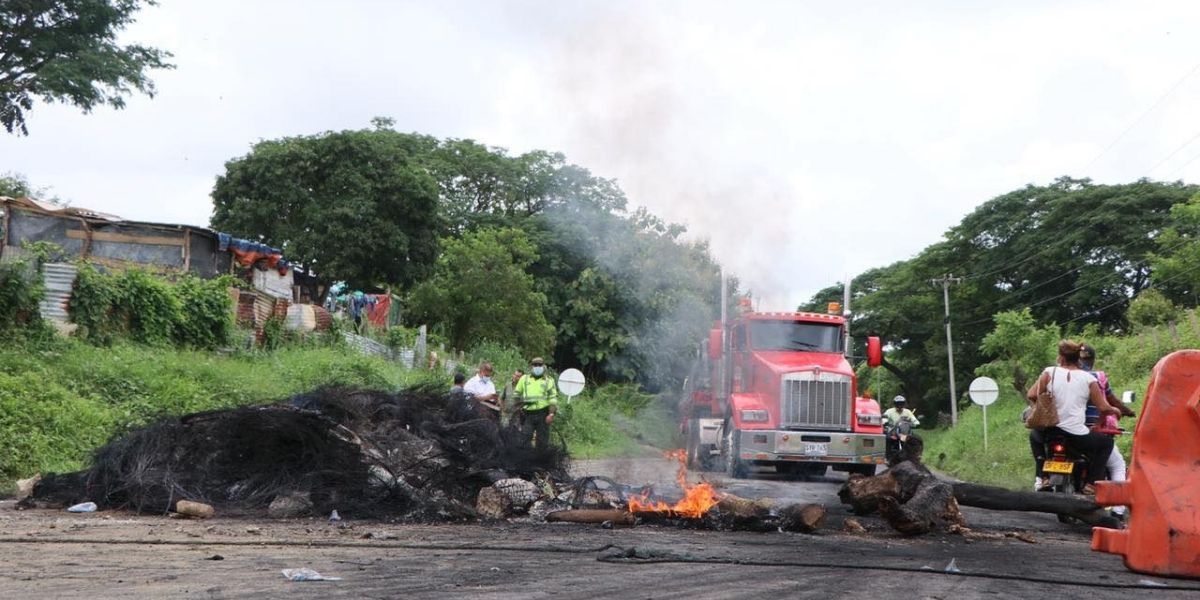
[0,258,44,334]
[70,266,234,349]
[555,383,676,458]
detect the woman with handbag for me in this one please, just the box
[1026,340,1120,493]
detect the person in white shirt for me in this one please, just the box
[464,362,500,421]
[1026,340,1119,493]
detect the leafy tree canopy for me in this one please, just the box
[803,177,1197,417]
[0,0,172,134]
[406,227,556,358]
[211,128,442,290]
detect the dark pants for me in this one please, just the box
[1030,427,1114,484]
[521,407,551,448]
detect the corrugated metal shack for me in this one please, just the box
[1,196,327,341]
[0,196,228,277]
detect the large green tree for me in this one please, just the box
[211,129,441,291]
[406,227,556,357]
[0,0,172,135]
[803,177,1197,418]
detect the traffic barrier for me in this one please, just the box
[1092,350,1200,579]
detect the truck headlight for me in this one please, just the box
[857,413,882,426]
[740,409,769,423]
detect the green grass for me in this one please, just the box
[0,335,670,489]
[555,384,680,459]
[0,336,408,483]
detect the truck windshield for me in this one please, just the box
[748,321,842,352]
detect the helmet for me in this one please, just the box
[893,395,906,405]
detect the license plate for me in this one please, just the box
[1044,460,1073,474]
[804,443,828,456]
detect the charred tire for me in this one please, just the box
[724,422,749,479]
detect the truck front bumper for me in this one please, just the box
[736,429,886,466]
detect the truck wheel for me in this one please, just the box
[724,422,749,479]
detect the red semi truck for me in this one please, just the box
[682,302,886,478]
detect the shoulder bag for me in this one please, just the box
[1026,367,1060,429]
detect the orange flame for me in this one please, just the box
[626,449,720,519]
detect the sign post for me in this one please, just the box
[968,376,999,451]
[558,368,586,403]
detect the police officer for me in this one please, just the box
[515,357,558,447]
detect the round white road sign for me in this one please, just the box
[968,376,999,406]
[558,368,586,398]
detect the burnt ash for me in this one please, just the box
[22,385,570,520]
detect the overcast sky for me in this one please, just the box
[5,0,1200,308]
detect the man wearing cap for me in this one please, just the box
[515,357,558,447]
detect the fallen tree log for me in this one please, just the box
[545,509,636,526]
[951,482,1113,526]
[717,494,775,519]
[838,459,1120,533]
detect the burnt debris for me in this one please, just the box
[21,385,570,520]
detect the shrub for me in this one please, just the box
[0,258,43,334]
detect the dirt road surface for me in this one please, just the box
[2,458,1196,599]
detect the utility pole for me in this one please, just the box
[931,274,963,426]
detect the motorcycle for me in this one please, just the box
[884,416,919,464]
[1040,393,1135,524]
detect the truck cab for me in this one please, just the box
[684,311,886,478]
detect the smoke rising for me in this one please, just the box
[536,10,809,310]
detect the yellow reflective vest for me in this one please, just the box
[516,374,558,411]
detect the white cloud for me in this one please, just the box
[4,0,1200,307]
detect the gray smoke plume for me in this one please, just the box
[535,9,808,309]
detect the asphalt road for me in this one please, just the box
[0,458,1195,599]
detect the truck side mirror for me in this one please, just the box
[866,336,882,367]
[708,328,722,360]
[1122,390,1137,405]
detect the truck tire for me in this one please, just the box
[724,421,749,479]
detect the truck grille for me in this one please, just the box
[781,376,851,430]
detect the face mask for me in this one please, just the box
[532,366,545,376]
[479,376,491,384]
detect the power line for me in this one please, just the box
[1145,129,1200,175]
[1081,58,1200,172]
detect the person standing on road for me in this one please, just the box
[464,362,501,422]
[1026,340,1120,493]
[515,357,557,447]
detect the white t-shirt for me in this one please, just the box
[464,375,498,409]
[1042,366,1096,435]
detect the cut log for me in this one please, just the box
[174,500,214,519]
[545,509,636,527]
[717,494,775,519]
[838,471,899,514]
[838,458,1120,533]
[951,482,1113,526]
[778,503,826,533]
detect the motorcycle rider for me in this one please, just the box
[883,396,919,461]
[883,395,920,428]
[1026,340,1120,494]
[1079,344,1135,516]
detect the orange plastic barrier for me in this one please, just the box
[1092,350,1200,579]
